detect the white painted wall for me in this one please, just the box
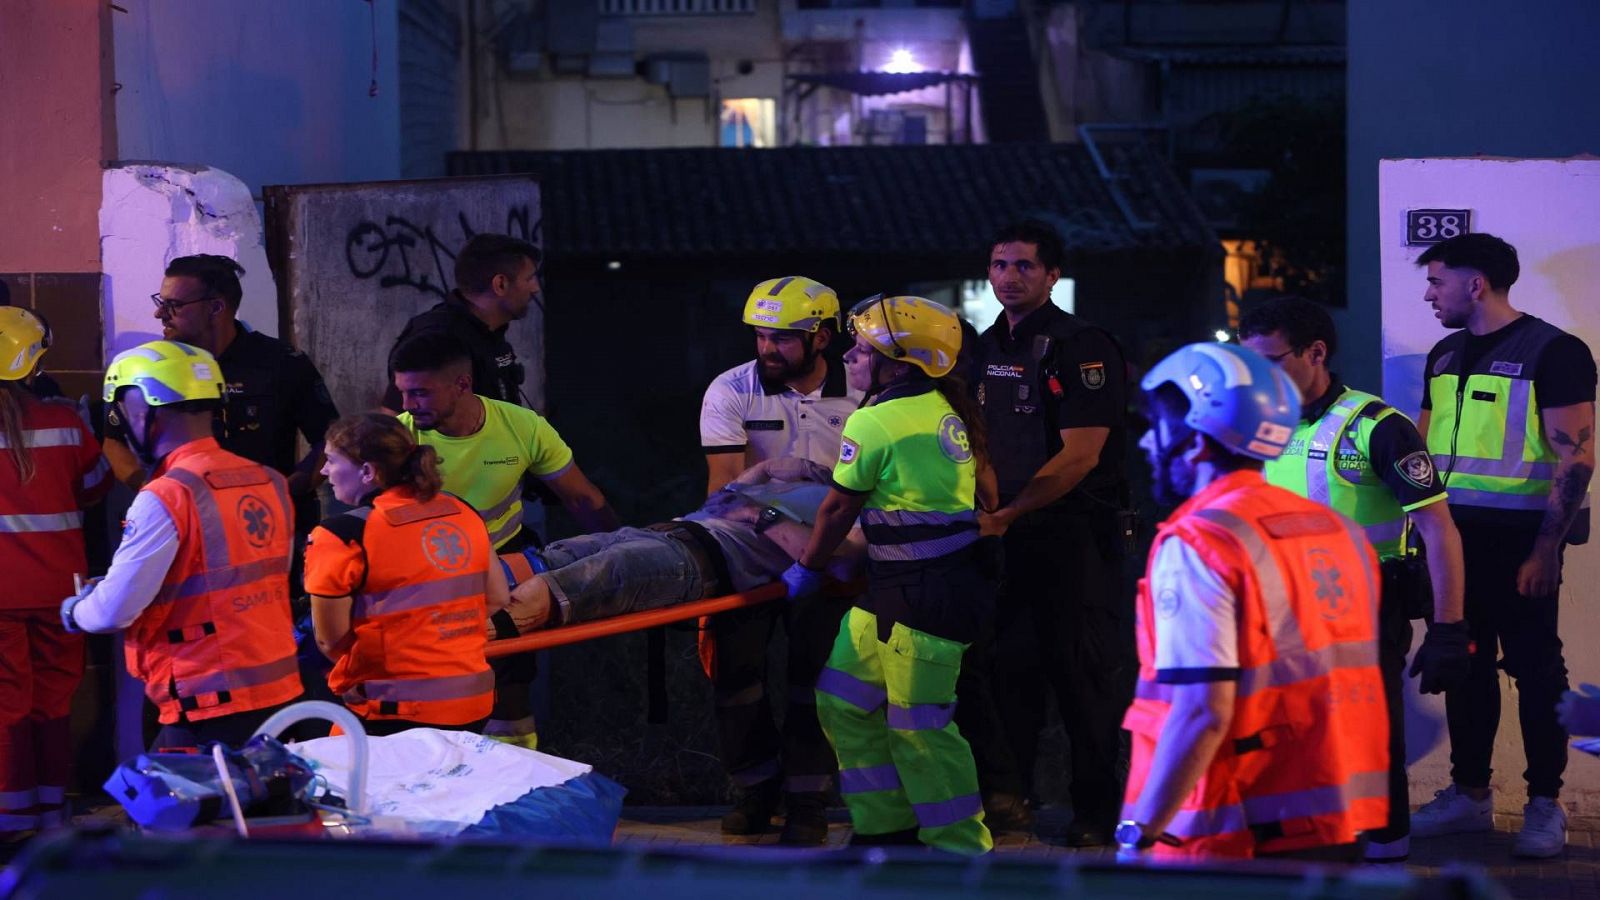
[99,164,278,357]
[1379,156,1600,812]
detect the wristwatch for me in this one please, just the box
[1115,820,1182,852]
[753,506,784,534]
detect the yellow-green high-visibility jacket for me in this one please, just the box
[1424,316,1568,513]
[1265,387,1419,560]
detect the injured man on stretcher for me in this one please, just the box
[490,458,864,638]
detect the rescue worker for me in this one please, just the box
[0,309,111,838]
[391,332,616,748]
[699,276,862,845]
[306,413,509,735]
[1239,296,1469,862]
[1119,342,1387,861]
[976,219,1132,842]
[1411,233,1596,858]
[788,295,994,855]
[384,233,541,410]
[61,341,302,749]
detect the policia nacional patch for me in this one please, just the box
[1395,450,1436,489]
[1079,361,1106,390]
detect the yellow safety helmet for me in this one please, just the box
[742,276,840,333]
[0,307,50,381]
[847,295,962,378]
[103,340,226,406]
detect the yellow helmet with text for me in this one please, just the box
[103,340,226,406]
[741,276,840,333]
[847,295,962,378]
[0,307,50,381]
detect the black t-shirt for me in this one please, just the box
[105,328,341,477]
[382,292,525,409]
[1422,316,1597,412]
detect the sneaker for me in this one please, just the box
[1363,835,1410,862]
[1513,797,1567,859]
[1411,785,1493,837]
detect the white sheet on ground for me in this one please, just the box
[293,728,593,835]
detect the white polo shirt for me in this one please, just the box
[699,359,862,471]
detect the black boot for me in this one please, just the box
[721,781,781,835]
[982,791,1035,834]
[779,792,830,846]
[848,827,922,847]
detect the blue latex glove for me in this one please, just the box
[60,577,98,634]
[1558,683,1600,737]
[782,562,824,599]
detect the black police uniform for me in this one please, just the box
[977,302,1132,830]
[383,291,525,408]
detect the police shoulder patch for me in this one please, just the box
[1395,450,1436,489]
[839,437,858,464]
[1079,361,1106,390]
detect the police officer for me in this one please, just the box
[1410,233,1596,859]
[62,342,303,749]
[787,295,994,855]
[1119,342,1387,862]
[1239,296,1469,862]
[140,255,340,531]
[975,219,1131,843]
[383,234,540,410]
[699,277,862,845]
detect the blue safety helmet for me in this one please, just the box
[1140,342,1302,460]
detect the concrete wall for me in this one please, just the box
[112,0,402,198]
[1377,158,1600,812]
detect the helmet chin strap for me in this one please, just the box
[122,403,163,468]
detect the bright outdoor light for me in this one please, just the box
[882,48,923,74]
[1214,329,1231,342]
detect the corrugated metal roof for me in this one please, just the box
[448,143,1215,259]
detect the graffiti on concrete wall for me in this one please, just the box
[343,205,540,298]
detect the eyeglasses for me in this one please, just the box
[150,292,215,315]
[1262,348,1299,364]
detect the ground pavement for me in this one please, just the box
[613,803,1600,899]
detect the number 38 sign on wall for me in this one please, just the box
[1406,208,1472,245]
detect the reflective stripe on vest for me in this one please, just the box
[1169,769,1390,838]
[1278,390,1408,558]
[1134,507,1380,701]
[178,654,299,696]
[153,468,291,604]
[0,511,84,533]
[861,508,979,562]
[0,427,81,449]
[351,570,488,619]
[350,669,495,703]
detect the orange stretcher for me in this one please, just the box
[483,583,787,659]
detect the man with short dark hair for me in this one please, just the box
[975,219,1133,844]
[131,255,340,528]
[392,332,616,749]
[1239,295,1467,862]
[1409,232,1596,859]
[384,234,541,410]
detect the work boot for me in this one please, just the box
[721,781,781,835]
[982,791,1034,834]
[1062,817,1114,848]
[779,792,831,846]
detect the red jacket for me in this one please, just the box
[0,399,110,609]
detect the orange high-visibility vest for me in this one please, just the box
[321,488,493,725]
[1122,469,1388,858]
[0,400,111,609]
[132,438,301,724]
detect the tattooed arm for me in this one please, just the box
[1520,402,1597,597]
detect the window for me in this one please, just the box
[720,98,776,148]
